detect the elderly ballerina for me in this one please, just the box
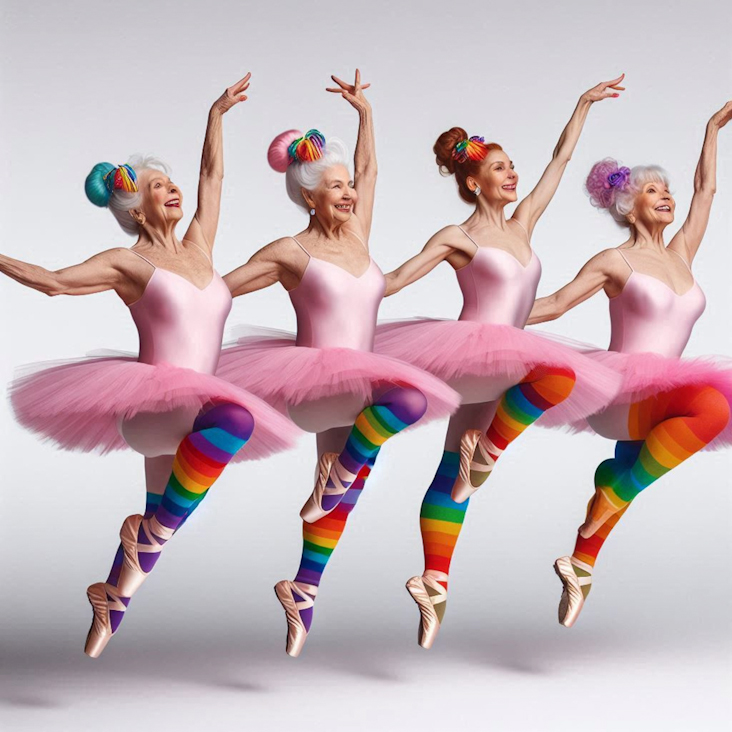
[374,77,625,648]
[217,71,458,656]
[529,101,732,627]
[1,75,298,657]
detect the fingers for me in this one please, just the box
[330,75,349,90]
[232,72,252,93]
[355,68,361,90]
[605,73,625,87]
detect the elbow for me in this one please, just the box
[356,164,377,181]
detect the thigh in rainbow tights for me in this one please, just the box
[85,402,255,658]
[558,385,730,626]
[275,383,428,656]
[408,366,577,647]
[450,366,577,502]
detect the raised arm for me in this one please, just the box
[184,74,251,253]
[327,70,376,241]
[528,249,625,324]
[513,75,625,237]
[384,226,473,296]
[0,249,134,299]
[669,100,732,264]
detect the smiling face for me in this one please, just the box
[467,149,518,205]
[134,168,184,230]
[630,178,675,229]
[304,164,357,224]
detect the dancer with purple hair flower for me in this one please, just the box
[530,100,732,627]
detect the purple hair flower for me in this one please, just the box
[606,166,631,190]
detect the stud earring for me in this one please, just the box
[310,208,315,216]
[474,187,481,196]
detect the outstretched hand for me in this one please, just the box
[212,73,252,115]
[582,74,625,103]
[327,69,371,114]
[710,100,732,130]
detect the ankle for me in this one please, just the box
[423,570,449,590]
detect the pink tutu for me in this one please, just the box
[10,354,300,461]
[216,327,460,423]
[374,319,622,425]
[545,349,732,449]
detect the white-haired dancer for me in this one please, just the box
[218,70,459,657]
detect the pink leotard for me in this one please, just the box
[289,236,386,350]
[456,222,541,327]
[608,249,706,358]
[129,246,232,374]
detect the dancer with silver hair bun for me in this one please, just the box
[374,77,625,649]
[1,75,299,657]
[530,100,732,628]
[218,70,459,657]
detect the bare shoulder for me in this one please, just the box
[252,237,303,264]
[431,224,472,253]
[586,247,630,276]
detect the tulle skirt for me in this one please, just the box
[10,353,300,461]
[546,349,732,450]
[374,319,622,426]
[216,327,460,428]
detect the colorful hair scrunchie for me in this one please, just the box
[103,164,138,195]
[452,135,489,163]
[288,129,326,165]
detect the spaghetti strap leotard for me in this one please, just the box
[10,244,299,460]
[375,221,621,424]
[216,235,459,427]
[565,247,732,449]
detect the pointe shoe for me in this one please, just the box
[84,582,127,658]
[554,557,591,628]
[578,489,626,539]
[405,573,448,649]
[116,514,173,597]
[451,430,501,504]
[274,580,316,658]
[300,452,352,523]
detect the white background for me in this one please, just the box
[1,1,730,730]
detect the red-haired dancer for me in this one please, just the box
[376,77,626,648]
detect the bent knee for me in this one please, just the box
[195,402,255,440]
[379,386,427,425]
[694,387,731,435]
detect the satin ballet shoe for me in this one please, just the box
[300,452,352,523]
[451,430,502,504]
[84,582,127,658]
[115,514,173,597]
[405,573,448,649]
[554,557,592,628]
[274,580,316,658]
[578,488,627,539]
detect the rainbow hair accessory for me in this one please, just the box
[452,136,489,164]
[103,164,138,195]
[288,129,326,165]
